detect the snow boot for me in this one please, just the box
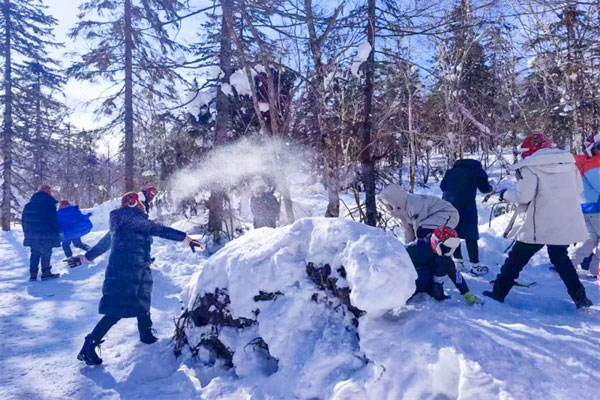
[77,335,103,365]
[469,264,489,277]
[41,270,59,280]
[139,329,158,344]
[571,288,593,309]
[29,272,37,281]
[431,282,450,301]
[482,290,504,303]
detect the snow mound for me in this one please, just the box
[176,217,416,398]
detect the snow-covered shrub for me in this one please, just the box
[174,217,416,398]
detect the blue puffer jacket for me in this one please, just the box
[440,159,492,240]
[85,207,186,318]
[22,192,61,248]
[57,205,93,242]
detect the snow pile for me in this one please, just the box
[176,217,416,399]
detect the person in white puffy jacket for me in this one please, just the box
[483,134,592,309]
[378,184,459,242]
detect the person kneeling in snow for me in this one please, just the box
[407,226,481,305]
[483,134,593,309]
[72,191,204,365]
[57,200,92,258]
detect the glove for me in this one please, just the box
[184,235,205,253]
[462,291,481,306]
[64,255,89,268]
[497,189,507,202]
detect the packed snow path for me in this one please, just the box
[1,219,600,399]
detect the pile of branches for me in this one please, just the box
[306,262,365,327]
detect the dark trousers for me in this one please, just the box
[453,239,479,263]
[492,242,586,301]
[90,313,153,342]
[62,238,89,258]
[30,246,52,274]
[415,255,469,297]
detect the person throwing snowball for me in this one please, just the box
[70,191,204,365]
[483,134,593,309]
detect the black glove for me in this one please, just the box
[497,189,507,202]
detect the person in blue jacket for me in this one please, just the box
[57,200,92,258]
[440,159,493,276]
[68,191,203,365]
[22,185,61,281]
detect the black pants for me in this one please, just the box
[90,313,153,342]
[415,255,469,297]
[492,242,586,301]
[453,239,479,264]
[30,246,52,274]
[62,238,89,258]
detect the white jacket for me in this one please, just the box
[503,148,588,245]
[379,184,459,243]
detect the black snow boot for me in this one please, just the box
[139,329,158,344]
[482,290,504,303]
[77,335,103,365]
[571,288,593,309]
[431,282,450,301]
[29,272,37,281]
[41,270,59,280]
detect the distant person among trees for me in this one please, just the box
[483,134,592,309]
[22,185,61,281]
[572,134,600,279]
[440,158,493,276]
[250,178,280,229]
[57,200,92,258]
[70,191,204,366]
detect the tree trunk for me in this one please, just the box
[124,0,135,191]
[208,0,234,243]
[34,66,42,188]
[2,0,13,231]
[361,0,377,226]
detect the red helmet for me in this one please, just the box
[121,192,146,213]
[58,200,70,209]
[142,186,158,203]
[519,134,553,158]
[39,185,52,195]
[430,226,461,256]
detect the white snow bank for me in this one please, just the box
[179,217,416,398]
[351,42,372,78]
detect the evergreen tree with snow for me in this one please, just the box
[0,0,63,231]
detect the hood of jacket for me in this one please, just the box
[378,184,409,211]
[453,158,483,170]
[512,148,576,174]
[29,191,57,206]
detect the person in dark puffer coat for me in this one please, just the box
[250,179,280,229]
[57,200,92,258]
[74,191,203,365]
[440,159,493,276]
[22,185,61,281]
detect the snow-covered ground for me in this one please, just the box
[1,167,600,399]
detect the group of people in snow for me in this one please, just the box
[380,133,600,309]
[22,186,93,280]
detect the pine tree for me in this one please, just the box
[69,0,189,192]
[0,0,62,230]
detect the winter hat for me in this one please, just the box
[121,192,146,213]
[59,200,70,209]
[519,134,553,158]
[251,178,267,195]
[378,184,409,214]
[39,185,52,195]
[584,133,600,157]
[430,226,461,256]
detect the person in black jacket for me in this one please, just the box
[440,159,493,276]
[250,179,280,229]
[22,185,61,281]
[72,191,203,365]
